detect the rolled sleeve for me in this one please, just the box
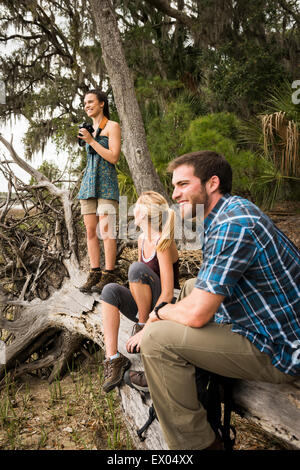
[195,278,233,296]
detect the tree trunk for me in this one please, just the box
[89,0,169,200]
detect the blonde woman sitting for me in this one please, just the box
[100,191,180,393]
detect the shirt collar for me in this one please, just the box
[204,193,231,232]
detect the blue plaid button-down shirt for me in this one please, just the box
[195,194,300,376]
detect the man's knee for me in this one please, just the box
[177,278,197,301]
[141,321,167,355]
[141,320,184,357]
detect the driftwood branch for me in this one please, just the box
[0,136,86,381]
[0,134,78,265]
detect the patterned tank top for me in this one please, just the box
[141,237,180,289]
[77,134,119,201]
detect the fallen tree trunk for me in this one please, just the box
[2,267,299,449]
[0,258,98,382]
[232,379,300,449]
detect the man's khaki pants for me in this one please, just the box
[140,278,296,450]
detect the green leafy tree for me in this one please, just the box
[1,0,299,204]
[140,0,300,117]
[182,112,269,198]
[2,0,299,152]
[0,0,104,159]
[146,97,197,186]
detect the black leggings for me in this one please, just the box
[100,262,162,322]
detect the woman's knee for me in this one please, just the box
[85,226,97,241]
[100,283,122,306]
[128,261,148,283]
[83,215,98,238]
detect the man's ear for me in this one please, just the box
[206,175,220,194]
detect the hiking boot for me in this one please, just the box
[129,323,145,354]
[79,270,102,293]
[124,369,149,393]
[102,353,131,393]
[91,269,119,294]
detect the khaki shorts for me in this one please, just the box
[80,198,119,216]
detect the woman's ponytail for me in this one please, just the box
[157,208,175,252]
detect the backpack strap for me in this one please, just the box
[196,368,236,450]
[221,377,236,451]
[137,404,157,441]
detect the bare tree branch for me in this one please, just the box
[144,0,196,27]
[278,0,300,26]
[0,134,78,264]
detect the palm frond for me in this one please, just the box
[261,111,299,177]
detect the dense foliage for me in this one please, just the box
[0,0,299,205]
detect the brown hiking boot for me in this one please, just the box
[79,270,102,293]
[91,269,119,294]
[124,369,149,393]
[102,353,131,393]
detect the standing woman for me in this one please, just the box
[77,89,121,293]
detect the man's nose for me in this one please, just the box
[172,186,180,201]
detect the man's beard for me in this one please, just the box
[191,191,208,219]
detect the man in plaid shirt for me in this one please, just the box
[139,151,300,450]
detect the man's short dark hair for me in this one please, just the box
[167,150,232,194]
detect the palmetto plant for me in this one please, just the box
[240,82,300,208]
[261,111,299,178]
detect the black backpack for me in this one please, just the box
[135,367,236,451]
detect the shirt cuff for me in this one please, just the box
[194,278,233,297]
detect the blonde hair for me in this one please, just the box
[136,191,175,252]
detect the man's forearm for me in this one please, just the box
[157,288,224,328]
